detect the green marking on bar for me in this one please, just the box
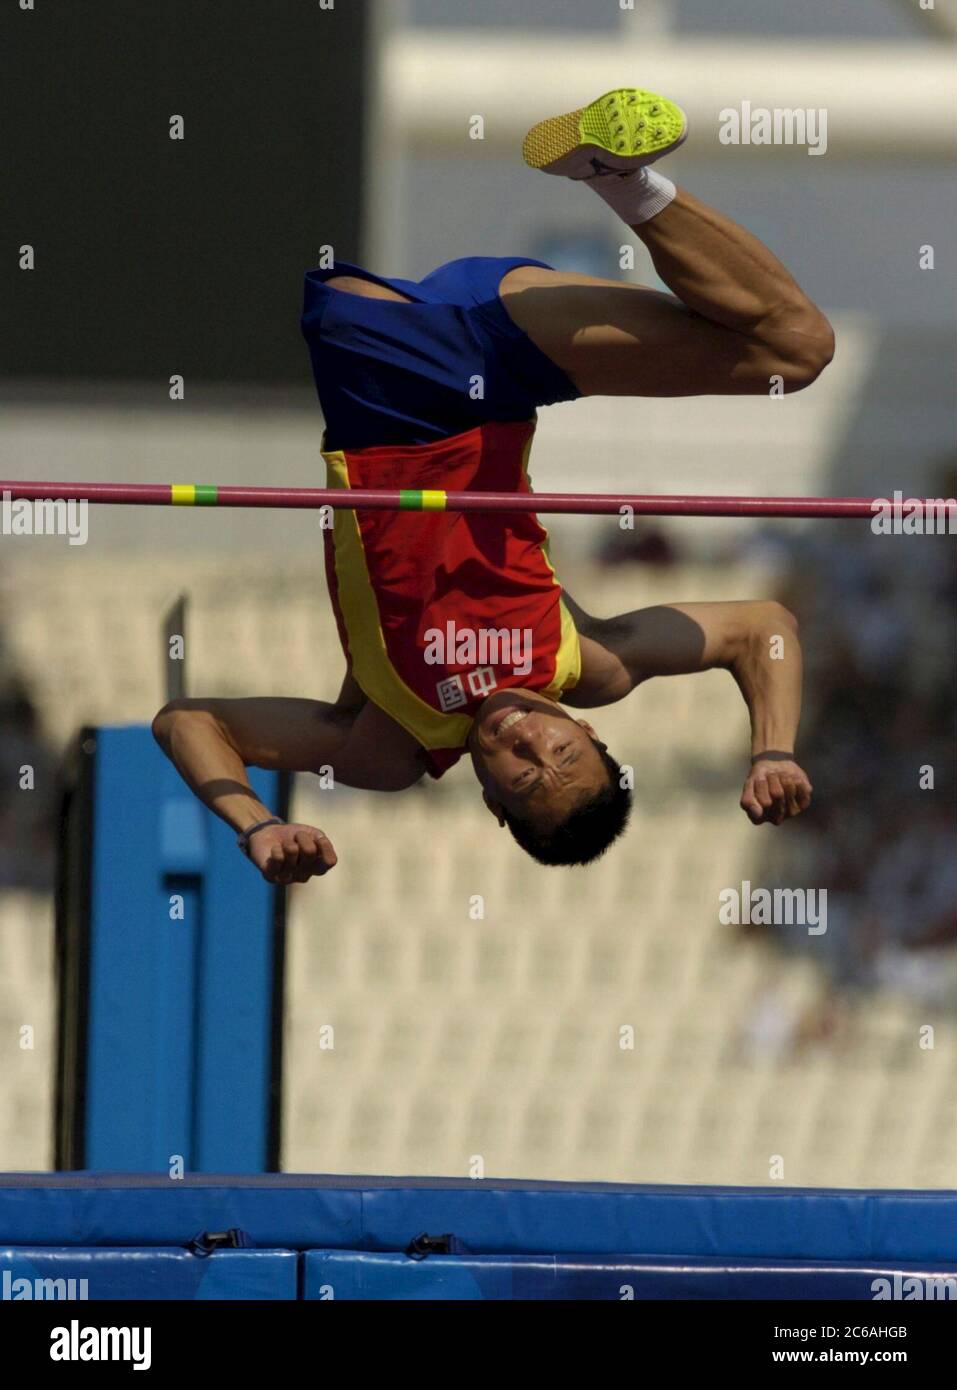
[195,485,218,505]
[399,490,423,510]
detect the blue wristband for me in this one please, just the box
[237,818,284,856]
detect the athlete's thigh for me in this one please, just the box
[325,274,413,303]
[498,264,769,397]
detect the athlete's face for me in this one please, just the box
[468,689,610,830]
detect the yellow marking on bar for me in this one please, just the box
[171,484,196,506]
[420,490,447,511]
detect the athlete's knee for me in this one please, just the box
[768,309,835,392]
[793,311,835,386]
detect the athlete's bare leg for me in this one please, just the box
[499,191,833,398]
[501,96,834,397]
[327,124,834,400]
[324,274,412,303]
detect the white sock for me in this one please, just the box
[586,167,676,227]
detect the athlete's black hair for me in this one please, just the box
[503,745,632,867]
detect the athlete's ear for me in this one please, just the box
[576,720,601,741]
[482,790,506,826]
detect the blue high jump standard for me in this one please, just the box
[55,726,289,1174]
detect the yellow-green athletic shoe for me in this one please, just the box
[522,87,687,179]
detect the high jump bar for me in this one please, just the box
[0,480,918,518]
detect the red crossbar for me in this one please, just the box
[0,480,919,519]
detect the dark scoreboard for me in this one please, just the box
[4,0,368,387]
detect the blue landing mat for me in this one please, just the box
[2,1174,956,1263]
[0,1247,297,1300]
[303,1251,957,1301]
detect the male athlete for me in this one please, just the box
[153,88,830,878]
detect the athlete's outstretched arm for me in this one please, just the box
[567,598,811,825]
[151,697,345,883]
[152,694,424,883]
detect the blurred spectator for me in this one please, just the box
[757,462,957,1012]
[595,522,680,568]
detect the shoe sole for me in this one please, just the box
[522,87,687,173]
